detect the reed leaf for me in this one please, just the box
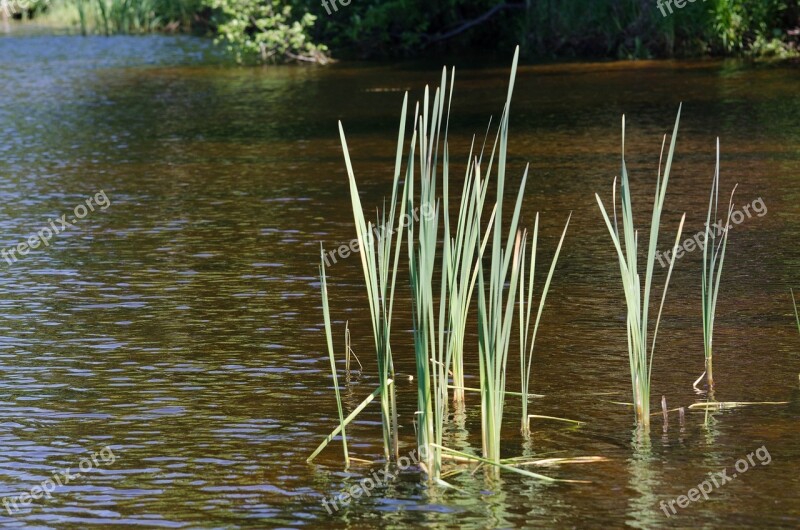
[430,444,573,482]
[688,400,788,410]
[316,245,348,467]
[520,213,571,435]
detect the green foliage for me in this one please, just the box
[23,0,330,64]
[32,0,200,34]
[515,0,799,59]
[298,0,799,60]
[17,0,800,61]
[297,0,514,58]
[204,0,329,63]
[708,0,794,53]
[3,0,51,19]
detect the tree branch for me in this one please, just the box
[425,2,525,45]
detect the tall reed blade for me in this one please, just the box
[520,213,571,435]
[319,244,348,466]
[701,138,737,391]
[595,108,686,429]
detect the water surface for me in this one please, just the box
[0,35,798,528]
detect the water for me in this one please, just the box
[0,35,798,528]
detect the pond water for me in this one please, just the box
[0,35,798,528]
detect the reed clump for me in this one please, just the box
[595,110,686,429]
[311,47,585,484]
[310,51,789,500]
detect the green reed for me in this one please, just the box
[405,47,531,472]
[405,67,449,480]
[701,139,737,391]
[318,244,348,466]
[339,101,409,460]
[38,0,195,34]
[337,94,411,462]
[473,47,532,465]
[595,109,686,429]
[443,125,493,406]
[519,213,570,435]
[315,47,585,484]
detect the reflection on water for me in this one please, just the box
[0,35,797,528]
[626,433,661,529]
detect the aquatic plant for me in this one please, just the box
[471,49,528,466]
[792,289,800,335]
[406,47,571,473]
[335,61,486,480]
[470,47,575,464]
[476,222,524,466]
[34,0,199,34]
[338,94,411,462]
[442,122,493,407]
[519,214,571,435]
[402,46,578,475]
[405,66,484,481]
[404,76,443,478]
[317,245,348,466]
[313,47,592,485]
[595,109,686,429]
[701,139,737,391]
